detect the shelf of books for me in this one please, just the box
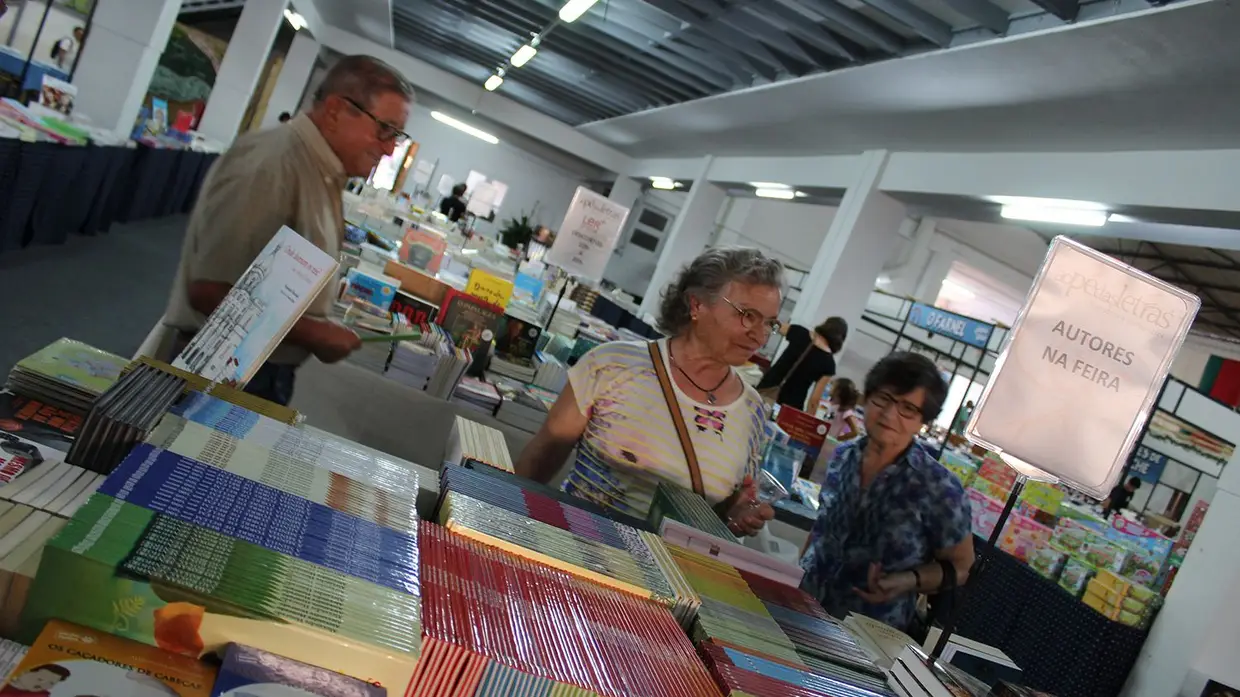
[0,221,1078,697]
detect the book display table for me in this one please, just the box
[0,140,217,257]
[954,535,1147,697]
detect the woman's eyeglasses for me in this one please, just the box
[343,97,411,146]
[720,296,782,334]
[868,391,924,420]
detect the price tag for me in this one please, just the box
[465,269,513,309]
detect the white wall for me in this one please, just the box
[1,1,84,67]
[401,104,589,237]
[716,200,838,269]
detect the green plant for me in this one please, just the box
[499,213,537,250]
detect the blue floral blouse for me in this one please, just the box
[799,437,973,630]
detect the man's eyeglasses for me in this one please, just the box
[720,296,782,334]
[343,96,410,145]
[868,391,924,420]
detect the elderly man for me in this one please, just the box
[159,55,415,405]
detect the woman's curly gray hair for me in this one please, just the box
[657,247,784,335]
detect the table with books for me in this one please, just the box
[0,226,1078,697]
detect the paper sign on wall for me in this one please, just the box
[966,236,1199,499]
[465,268,514,309]
[545,187,630,282]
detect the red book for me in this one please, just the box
[775,406,830,458]
[436,288,503,353]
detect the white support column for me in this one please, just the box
[882,217,936,297]
[260,29,320,129]
[639,156,724,317]
[197,0,288,144]
[791,150,907,337]
[713,198,754,247]
[914,248,956,302]
[608,175,643,213]
[71,0,182,137]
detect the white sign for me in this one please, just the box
[545,187,630,281]
[966,236,1199,499]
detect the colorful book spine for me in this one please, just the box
[100,445,419,596]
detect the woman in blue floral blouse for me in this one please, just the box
[799,352,974,632]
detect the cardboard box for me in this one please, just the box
[998,512,1053,564]
[384,261,449,306]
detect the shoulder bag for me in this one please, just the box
[647,341,705,497]
[757,341,814,405]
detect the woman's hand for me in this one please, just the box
[853,562,917,603]
[725,475,775,536]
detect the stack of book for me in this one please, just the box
[488,353,537,383]
[668,544,803,665]
[648,481,737,542]
[213,642,387,697]
[0,503,69,636]
[412,522,719,697]
[387,328,471,399]
[763,603,891,690]
[5,339,128,413]
[127,357,301,425]
[889,645,993,697]
[451,377,501,415]
[698,640,894,697]
[26,464,423,689]
[490,379,551,433]
[844,613,919,671]
[333,300,412,374]
[533,352,569,392]
[0,390,81,457]
[451,416,513,472]
[65,362,188,473]
[0,638,28,681]
[436,489,697,620]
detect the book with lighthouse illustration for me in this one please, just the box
[172,226,337,387]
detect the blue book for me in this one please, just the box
[211,643,386,697]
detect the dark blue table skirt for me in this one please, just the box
[0,141,218,255]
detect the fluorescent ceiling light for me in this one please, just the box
[755,188,797,200]
[484,75,504,91]
[559,0,599,22]
[650,177,677,190]
[283,8,307,30]
[748,181,789,189]
[794,191,808,198]
[430,111,499,145]
[1001,205,1109,227]
[989,195,1108,211]
[511,44,538,67]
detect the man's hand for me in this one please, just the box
[310,321,361,364]
[853,562,917,604]
[725,475,775,537]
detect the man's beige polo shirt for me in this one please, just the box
[163,115,347,366]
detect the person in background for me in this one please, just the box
[800,352,974,633]
[50,26,84,71]
[1101,476,1141,519]
[439,182,468,222]
[757,316,848,413]
[278,111,292,123]
[157,55,415,405]
[516,247,779,535]
[825,377,861,441]
[951,399,975,435]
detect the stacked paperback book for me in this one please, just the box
[490,377,553,433]
[66,362,187,473]
[412,522,720,697]
[387,325,472,398]
[5,339,128,413]
[451,416,514,473]
[533,352,569,392]
[452,377,501,415]
[648,481,737,542]
[22,400,425,691]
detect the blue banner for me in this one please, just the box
[1129,445,1168,483]
[907,302,995,349]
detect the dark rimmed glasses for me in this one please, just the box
[342,96,411,145]
[720,296,782,334]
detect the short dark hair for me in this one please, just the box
[830,377,859,410]
[1127,476,1142,489]
[863,351,948,423]
[27,664,70,679]
[278,111,292,122]
[452,183,467,197]
[314,55,415,107]
[815,317,848,353]
[658,247,784,336]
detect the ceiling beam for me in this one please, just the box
[1147,243,1240,338]
[857,0,953,47]
[716,7,821,69]
[1026,0,1080,21]
[638,0,783,78]
[1089,250,1240,272]
[779,0,903,54]
[937,0,1010,34]
[743,3,856,62]
[678,26,778,81]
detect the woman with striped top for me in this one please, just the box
[515,247,779,536]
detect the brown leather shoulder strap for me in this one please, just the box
[779,344,814,389]
[648,341,705,497]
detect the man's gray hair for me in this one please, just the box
[314,55,416,106]
[657,246,784,336]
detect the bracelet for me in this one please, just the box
[910,568,921,592]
